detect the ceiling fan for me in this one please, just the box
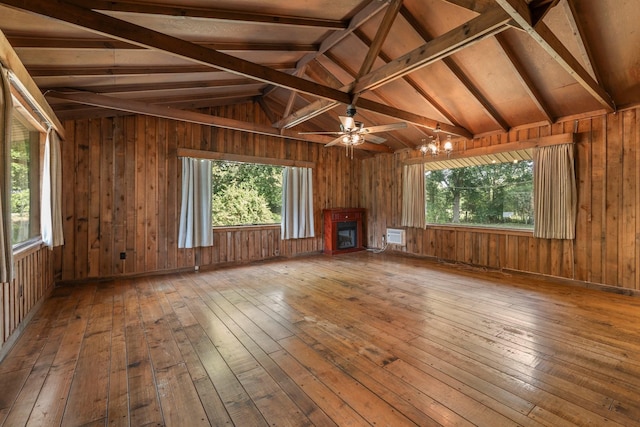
[299,105,407,157]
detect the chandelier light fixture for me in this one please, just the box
[341,131,365,159]
[419,133,453,157]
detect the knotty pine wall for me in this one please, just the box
[1,245,54,356]
[361,107,640,292]
[54,102,361,282]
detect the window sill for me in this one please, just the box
[13,237,44,257]
[425,224,534,237]
[213,224,281,232]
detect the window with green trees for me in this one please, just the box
[212,161,283,226]
[425,160,534,229]
[11,114,40,245]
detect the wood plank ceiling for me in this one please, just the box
[0,0,637,154]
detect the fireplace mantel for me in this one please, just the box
[323,208,365,255]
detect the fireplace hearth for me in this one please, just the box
[323,208,365,255]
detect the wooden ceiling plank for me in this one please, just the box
[0,0,352,105]
[273,59,347,129]
[351,0,403,105]
[46,90,391,152]
[354,6,513,94]
[65,0,348,29]
[440,0,494,14]
[354,26,462,131]
[495,34,554,124]
[357,0,403,78]
[264,1,388,115]
[357,97,473,138]
[277,30,473,139]
[494,0,615,112]
[400,6,510,131]
[561,0,601,84]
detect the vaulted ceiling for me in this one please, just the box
[0,0,637,154]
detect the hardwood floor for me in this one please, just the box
[1,252,640,426]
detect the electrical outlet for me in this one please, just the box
[119,252,126,260]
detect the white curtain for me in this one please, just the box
[178,157,213,248]
[281,167,315,239]
[533,143,577,239]
[0,67,13,282]
[401,163,426,228]
[41,128,64,248]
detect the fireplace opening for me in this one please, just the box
[337,221,357,249]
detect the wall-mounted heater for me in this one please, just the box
[386,228,406,246]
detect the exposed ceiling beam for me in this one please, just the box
[275,5,501,135]
[301,0,389,64]
[529,0,561,26]
[45,78,258,94]
[494,0,616,112]
[0,0,353,105]
[353,28,460,130]
[261,1,387,98]
[561,0,601,84]
[6,35,319,52]
[495,34,554,124]
[65,0,348,29]
[276,56,473,138]
[357,0,402,79]
[27,63,297,77]
[353,6,513,94]
[356,97,473,138]
[53,96,258,121]
[400,7,509,131]
[351,0,403,106]
[45,90,392,152]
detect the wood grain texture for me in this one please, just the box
[2,253,640,426]
[362,107,640,291]
[0,246,54,357]
[56,101,362,282]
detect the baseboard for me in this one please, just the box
[386,249,640,298]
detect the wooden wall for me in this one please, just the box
[361,107,640,291]
[0,245,54,357]
[54,102,361,282]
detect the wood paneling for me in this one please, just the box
[0,245,54,357]
[362,107,640,291]
[56,102,361,281]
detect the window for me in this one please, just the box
[425,160,534,229]
[10,112,41,244]
[212,160,283,226]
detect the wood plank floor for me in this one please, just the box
[1,252,640,426]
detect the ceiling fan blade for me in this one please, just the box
[324,135,345,147]
[366,134,387,144]
[298,131,344,135]
[339,116,356,130]
[360,122,407,134]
